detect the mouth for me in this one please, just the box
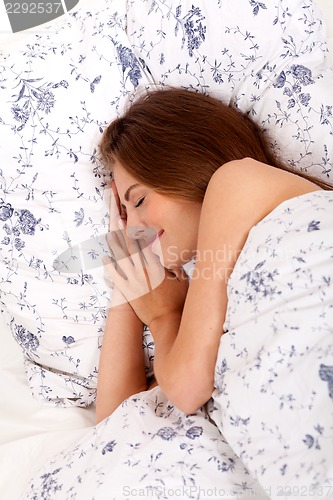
[151,230,164,255]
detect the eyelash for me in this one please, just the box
[135,197,145,208]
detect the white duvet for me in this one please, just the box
[18,190,333,500]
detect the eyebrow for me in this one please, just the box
[124,183,139,202]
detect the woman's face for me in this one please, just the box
[113,160,202,269]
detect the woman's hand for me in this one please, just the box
[103,180,131,306]
[104,232,189,326]
[131,265,189,327]
[109,179,127,230]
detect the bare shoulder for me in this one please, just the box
[207,157,286,196]
[197,159,276,277]
[203,158,274,221]
[211,157,266,180]
[197,158,321,274]
[204,157,320,218]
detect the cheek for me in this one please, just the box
[162,237,190,267]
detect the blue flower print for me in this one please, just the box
[67,277,79,285]
[290,65,314,86]
[38,470,63,496]
[90,75,102,94]
[299,93,311,107]
[62,336,75,345]
[218,458,236,472]
[249,1,267,17]
[273,71,286,89]
[101,440,117,454]
[116,45,142,87]
[307,220,320,232]
[17,209,40,235]
[303,433,321,450]
[177,6,206,57]
[157,427,177,441]
[320,105,333,126]
[0,201,14,221]
[11,103,30,125]
[186,426,203,440]
[287,98,295,109]
[240,261,281,300]
[14,238,25,250]
[303,434,315,449]
[10,78,68,131]
[36,90,55,113]
[319,364,333,398]
[14,324,40,351]
[74,208,84,227]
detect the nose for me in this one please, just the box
[125,210,146,238]
[126,208,142,227]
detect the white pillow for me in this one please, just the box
[0,0,151,406]
[127,0,333,185]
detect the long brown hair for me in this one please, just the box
[100,88,330,200]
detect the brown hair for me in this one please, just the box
[100,88,330,201]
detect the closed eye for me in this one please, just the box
[135,197,145,208]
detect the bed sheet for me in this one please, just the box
[0,313,96,499]
[0,1,333,499]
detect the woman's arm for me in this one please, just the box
[95,288,147,424]
[96,180,147,424]
[144,160,284,413]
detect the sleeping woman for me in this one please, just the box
[96,87,333,423]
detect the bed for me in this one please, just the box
[0,1,332,498]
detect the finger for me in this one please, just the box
[126,232,146,258]
[115,229,137,267]
[111,180,119,205]
[106,232,146,286]
[112,180,127,227]
[103,255,151,302]
[140,239,162,266]
[113,239,162,296]
[128,241,153,292]
[109,187,120,233]
[135,241,165,290]
[102,255,130,289]
[107,231,134,267]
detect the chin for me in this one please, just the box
[165,262,180,271]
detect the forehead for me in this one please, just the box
[113,161,140,190]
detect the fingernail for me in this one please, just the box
[118,218,125,229]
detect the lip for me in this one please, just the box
[151,230,164,255]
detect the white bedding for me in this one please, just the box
[1,1,333,499]
[19,191,333,499]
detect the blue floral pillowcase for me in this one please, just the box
[0,0,153,406]
[127,0,333,184]
[0,0,332,407]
